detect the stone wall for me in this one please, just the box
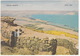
[15,37,78,55]
[16,37,57,55]
[57,38,78,55]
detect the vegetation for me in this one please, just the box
[24,23,78,39]
[57,38,78,55]
[25,25,78,39]
[43,30,78,39]
[1,37,78,55]
[25,24,37,29]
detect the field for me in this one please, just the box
[26,27,78,39]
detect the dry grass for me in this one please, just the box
[34,30,78,39]
[56,46,70,55]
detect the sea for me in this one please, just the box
[31,14,78,31]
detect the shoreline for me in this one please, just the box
[13,16,78,36]
[27,16,78,32]
[48,23,78,32]
[30,17,78,32]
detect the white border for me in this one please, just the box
[78,0,80,55]
[0,0,80,56]
[0,0,1,55]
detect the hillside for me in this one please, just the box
[1,16,78,55]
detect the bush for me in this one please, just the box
[57,38,78,55]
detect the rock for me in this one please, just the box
[1,16,15,25]
[49,39,57,55]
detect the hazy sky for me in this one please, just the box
[1,0,78,11]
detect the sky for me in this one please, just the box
[1,0,78,11]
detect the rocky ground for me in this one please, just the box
[1,16,78,55]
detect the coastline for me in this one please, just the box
[14,17,78,36]
[48,23,78,32]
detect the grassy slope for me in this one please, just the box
[26,27,78,39]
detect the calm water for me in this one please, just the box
[32,14,78,31]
